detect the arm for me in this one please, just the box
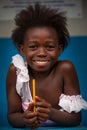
[6,64,39,128]
[36,97,81,126]
[36,61,81,126]
[50,61,81,126]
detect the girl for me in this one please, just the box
[6,3,87,129]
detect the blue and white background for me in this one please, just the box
[0,36,87,126]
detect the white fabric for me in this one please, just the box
[12,54,32,106]
[12,54,87,113]
[59,94,87,113]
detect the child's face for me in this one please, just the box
[20,27,62,72]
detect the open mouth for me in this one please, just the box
[33,60,49,66]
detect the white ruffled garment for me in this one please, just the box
[59,94,87,113]
[12,54,33,111]
[12,54,87,113]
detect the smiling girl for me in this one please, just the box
[6,3,87,129]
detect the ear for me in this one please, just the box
[19,45,25,56]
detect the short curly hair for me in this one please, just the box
[11,3,70,51]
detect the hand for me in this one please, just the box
[23,101,40,128]
[36,96,51,122]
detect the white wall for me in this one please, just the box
[0,0,87,38]
[67,0,87,37]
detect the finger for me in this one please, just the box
[35,96,44,102]
[37,107,50,114]
[36,101,51,108]
[24,117,40,128]
[23,111,37,118]
[24,116,37,125]
[37,107,50,122]
[27,101,35,111]
[38,115,48,122]
[36,96,51,108]
[38,112,49,118]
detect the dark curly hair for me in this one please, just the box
[11,3,70,51]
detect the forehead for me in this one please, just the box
[24,27,58,40]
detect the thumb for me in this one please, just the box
[28,101,35,111]
[35,96,44,102]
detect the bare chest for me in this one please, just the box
[30,77,63,108]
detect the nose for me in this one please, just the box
[37,47,47,57]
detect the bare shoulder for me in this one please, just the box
[56,60,80,95]
[8,63,17,72]
[56,60,76,73]
[6,63,17,90]
[7,63,17,77]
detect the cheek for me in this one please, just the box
[25,51,37,64]
[24,52,32,62]
[25,49,35,57]
[50,51,59,58]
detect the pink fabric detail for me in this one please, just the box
[22,102,29,111]
[59,94,82,100]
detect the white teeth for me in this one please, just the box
[36,61,48,64]
[34,61,48,65]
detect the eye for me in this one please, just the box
[28,45,38,50]
[46,45,55,51]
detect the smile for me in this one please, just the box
[33,60,49,65]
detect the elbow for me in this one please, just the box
[71,118,81,126]
[58,112,82,127]
[7,113,25,128]
[7,114,16,128]
[66,112,81,127]
[73,116,81,126]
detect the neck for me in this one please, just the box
[28,66,51,80]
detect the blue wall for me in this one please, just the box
[0,37,87,126]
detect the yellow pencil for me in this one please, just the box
[32,79,36,112]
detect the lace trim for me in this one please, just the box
[12,54,29,95]
[59,94,87,113]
